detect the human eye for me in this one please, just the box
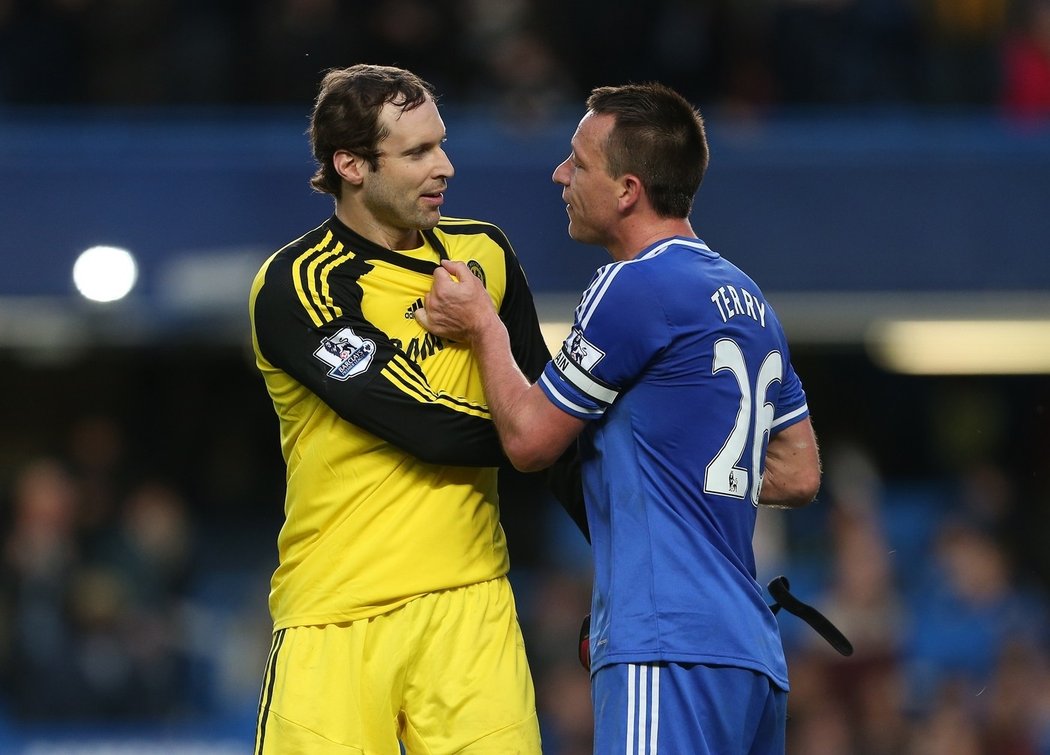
[407,141,439,160]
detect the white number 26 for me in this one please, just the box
[704,338,783,506]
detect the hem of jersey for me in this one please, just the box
[271,602,418,631]
[270,575,510,631]
[591,651,789,692]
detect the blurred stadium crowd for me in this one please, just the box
[4,374,1050,754]
[1,0,1049,119]
[2,0,1050,753]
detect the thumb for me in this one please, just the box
[415,305,432,331]
[440,259,471,281]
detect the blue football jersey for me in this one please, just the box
[539,237,809,688]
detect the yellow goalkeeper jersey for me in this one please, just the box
[249,214,553,629]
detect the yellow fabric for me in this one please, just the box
[254,578,542,755]
[249,219,513,629]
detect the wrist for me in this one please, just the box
[472,311,507,348]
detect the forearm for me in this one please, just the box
[471,317,547,469]
[759,418,822,508]
[759,468,817,509]
[417,259,582,470]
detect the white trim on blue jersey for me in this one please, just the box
[626,663,661,755]
[771,403,808,430]
[539,371,604,416]
[574,238,714,330]
[554,346,619,404]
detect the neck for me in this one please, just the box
[335,204,421,251]
[609,216,696,261]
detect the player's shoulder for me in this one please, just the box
[435,216,510,244]
[273,220,335,260]
[252,220,333,297]
[434,216,514,260]
[436,215,501,233]
[262,221,336,274]
[642,237,761,291]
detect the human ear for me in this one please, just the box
[619,174,643,211]
[334,150,365,186]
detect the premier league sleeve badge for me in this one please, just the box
[313,327,376,381]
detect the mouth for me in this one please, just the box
[421,190,445,207]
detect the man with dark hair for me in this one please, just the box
[418,82,821,753]
[249,64,581,754]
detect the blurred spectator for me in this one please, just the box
[0,0,1043,113]
[0,0,91,103]
[1001,0,1050,119]
[771,0,859,105]
[366,0,467,99]
[918,0,1010,105]
[982,643,1049,754]
[165,1,248,104]
[249,0,357,103]
[470,27,575,126]
[103,481,193,611]
[772,0,924,106]
[0,458,84,718]
[78,0,176,104]
[784,443,912,755]
[807,511,911,754]
[850,0,925,104]
[907,682,986,755]
[516,561,592,751]
[65,413,129,546]
[455,0,574,125]
[826,493,905,651]
[74,479,198,717]
[784,640,874,754]
[906,519,1048,713]
[647,0,722,106]
[537,660,593,755]
[0,455,200,720]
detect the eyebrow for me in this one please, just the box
[398,134,447,156]
[570,141,587,166]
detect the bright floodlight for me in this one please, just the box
[73,245,138,302]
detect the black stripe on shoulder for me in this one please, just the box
[292,230,345,324]
[361,245,439,276]
[435,218,513,257]
[328,213,440,275]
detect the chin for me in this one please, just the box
[568,225,595,246]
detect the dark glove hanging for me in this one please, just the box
[578,613,591,671]
[768,575,853,657]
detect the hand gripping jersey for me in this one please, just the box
[539,237,809,688]
[249,215,553,629]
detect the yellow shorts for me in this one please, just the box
[254,577,542,754]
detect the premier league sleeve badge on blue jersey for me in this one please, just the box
[563,328,605,371]
[313,327,376,381]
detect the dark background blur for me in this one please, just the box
[2,1,1050,753]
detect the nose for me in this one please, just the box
[437,147,455,179]
[552,157,570,186]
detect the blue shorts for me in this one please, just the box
[592,662,787,755]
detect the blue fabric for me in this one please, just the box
[540,237,809,687]
[592,662,787,754]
